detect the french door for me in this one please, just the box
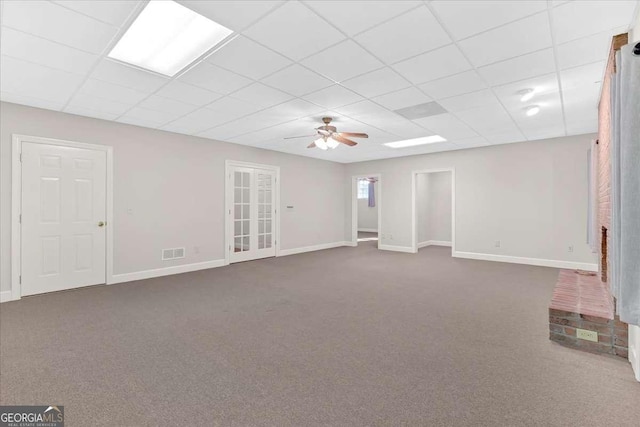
[229,165,277,263]
[21,141,107,296]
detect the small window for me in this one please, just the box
[357,179,369,199]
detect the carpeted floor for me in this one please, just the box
[1,244,638,426]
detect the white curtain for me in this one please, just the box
[614,43,640,326]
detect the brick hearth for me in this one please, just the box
[549,270,628,358]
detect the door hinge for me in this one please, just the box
[19,275,21,284]
[19,214,22,223]
[229,245,231,252]
[19,153,23,162]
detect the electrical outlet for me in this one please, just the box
[568,245,574,253]
[389,234,393,240]
[576,328,598,342]
[495,240,501,248]
[381,234,386,239]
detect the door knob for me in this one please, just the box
[98,221,106,227]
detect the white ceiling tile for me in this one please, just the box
[451,136,490,150]
[560,61,606,91]
[179,61,252,94]
[261,64,333,96]
[67,93,134,116]
[262,99,325,122]
[64,105,119,121]
[418,70,487,99]
[0,27,98,75]
[354,6,451,64]
[438,89,502,112]
[116,115,165,129]
[522,125,566,141]
[0,55,83,103]
[493,73,560,111]
[52,0,141,27]
[178,0,284,32]
[91,59,169,92]
[552,1,638,44]
[430,0,548,40]
[161,107,241,135]
[454,104,519,135]
[206,36,292,80]
[0,91,65,111]
[79,78,149,104]
[2,0,119,54]
[393,44,471,84]
[483,129,527,145]
[243,1,345,61]
[478,48,556,86]
[556,28,625,70]
[305,1,421,36]
[138,95,198,116]
[301,40,383,82]
[379,118,433,138]
[119,106,180,126]
[155,81,223,107]
[372,87,432,111]
[459,13,552,67]
[302,85,364,109]
[230,83,293,109]
[205,96,263,118]
[412,113,478,139]
[341,67,411,98]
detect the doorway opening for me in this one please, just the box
[351,174,381,247]
[411,169,455,254]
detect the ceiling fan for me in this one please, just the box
[284,117,368,150]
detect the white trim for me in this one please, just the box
[411,168,455,255]
[110,259,225,284]
[279,241,351,257]
[379,244,415,253]
[352,174,382,248]
[224,160,280,266]
[452,251,598,271]
[630,325,640,382]
[0,291,15,303]
[418,240,452,248]
[358,228,378,233]
[11,134,114,301]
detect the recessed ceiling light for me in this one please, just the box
[525,105,540,116]
[384,135,447,148]
[108,0,233,77]
[519,88,535,102]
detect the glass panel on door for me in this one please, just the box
[257,172,273,250]
[233,171,251,253]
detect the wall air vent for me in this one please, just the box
[162,247,186,260]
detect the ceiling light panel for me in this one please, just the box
[108,0,233,77]
[385,135,447,148]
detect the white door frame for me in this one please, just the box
[351,173,382,248]
[11,134,114,301]
[411,168,456,254]
[224,160,280,266]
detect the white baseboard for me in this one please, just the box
[418,240,452,248]
[0,290,16,303]
[452,251,598,271]
[379,244,416,253]
[279,241,351,256]
[358,228,378,233]
[109,259,226,284]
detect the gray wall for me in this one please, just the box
[417,171,452,244]
[0,102,346,292]
[345,134,597,266]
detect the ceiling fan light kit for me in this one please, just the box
[285,117,368,150]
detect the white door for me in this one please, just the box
[229,166,276,263]
[21,142,107,296]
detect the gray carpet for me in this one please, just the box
[1,244,639,426]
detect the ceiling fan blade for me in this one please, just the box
[307,141,317,148]
[338,132,368,138]
[284,134,317,140]
[332,134,358,146]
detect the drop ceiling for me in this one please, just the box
[1,0,637,163]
